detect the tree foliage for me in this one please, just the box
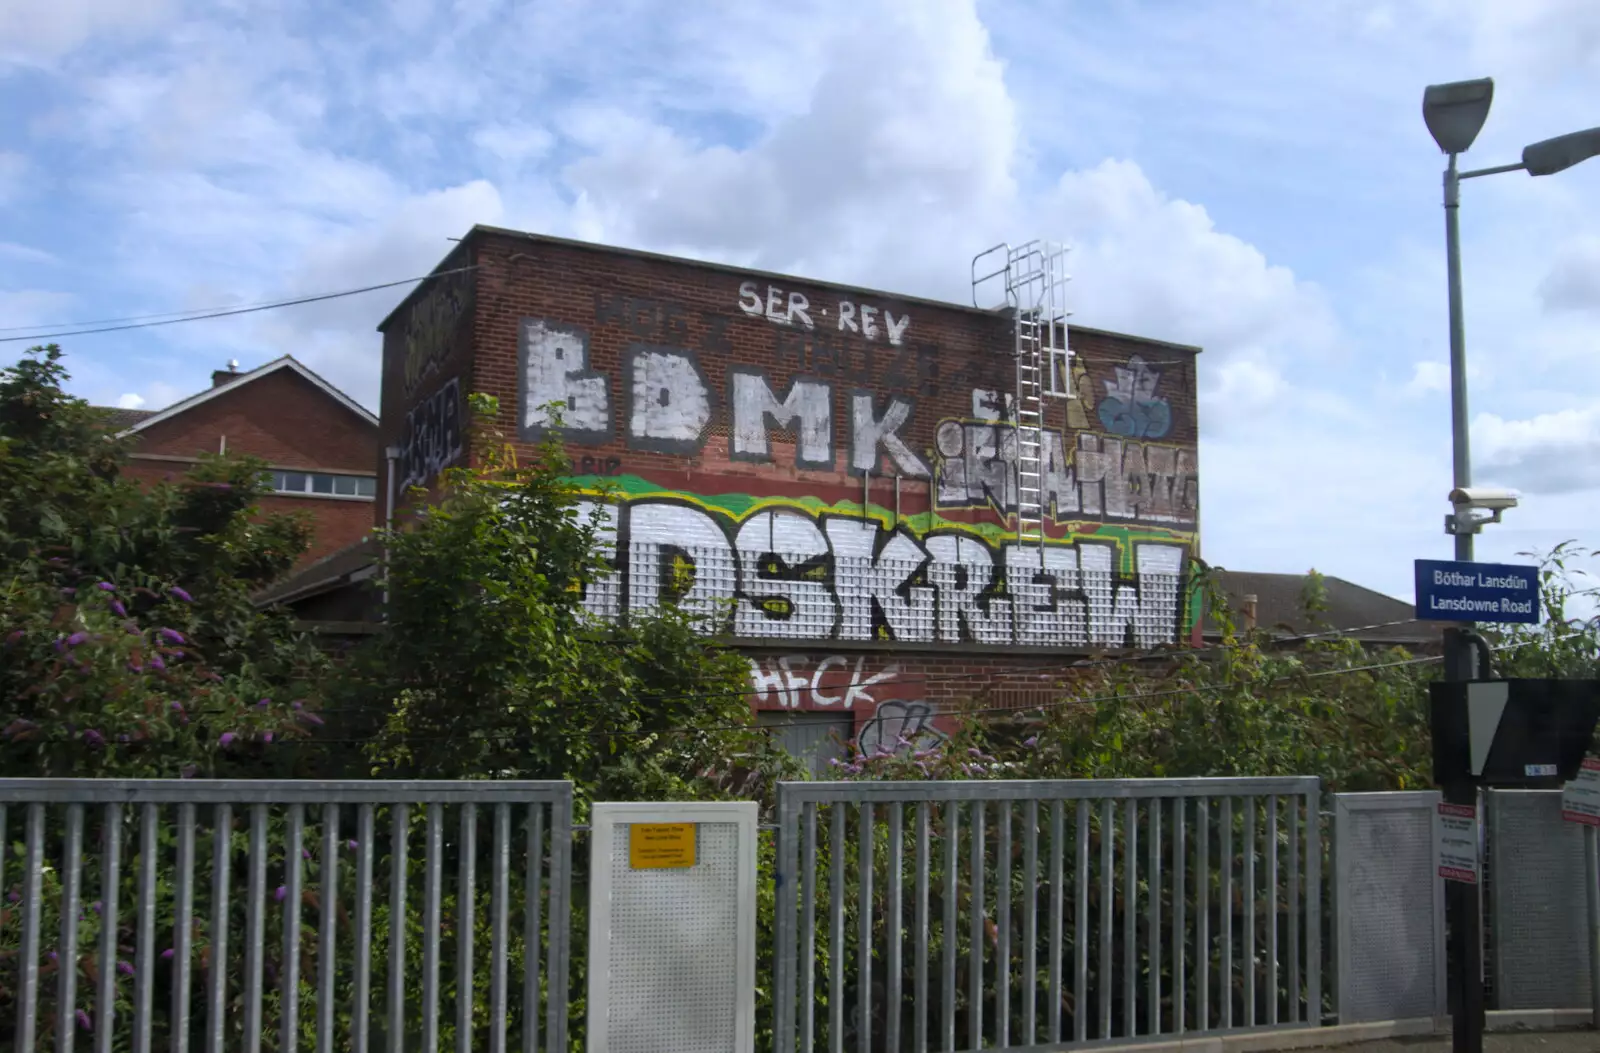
[335,394,798,802]
[0,346,329,777]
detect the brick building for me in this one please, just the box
[107,356,380,569]
[362,226,1204,768]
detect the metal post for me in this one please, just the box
[1440,151,1485,1053]
[1587,826,1600,1029]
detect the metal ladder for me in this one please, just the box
[971,241,1075,551]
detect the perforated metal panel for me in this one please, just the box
[587,802,757,1053]
[1487,790,1591,1010]
[1333,793,1445,1023]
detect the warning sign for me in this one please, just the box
[1561,757,1600,826]
[628,823,696,869]
[1437,802,1479,885]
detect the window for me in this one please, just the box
[265,470,376,499]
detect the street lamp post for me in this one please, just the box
[1423,77,1600,1053]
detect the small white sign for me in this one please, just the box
[1561,757,1600,826]
[1437,802,1479,884]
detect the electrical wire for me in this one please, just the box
[0,266,478,344]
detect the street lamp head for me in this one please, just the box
[1423,78,1495,155]
[1522,127,1600,176]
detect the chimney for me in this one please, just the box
[212,359,242,388]
[1242,593,1259,631]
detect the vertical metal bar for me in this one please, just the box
[1289,799,1301,1025]
[914,802,930,1053]
[1074,800,1089,1045]
[424,804,443,1053]
[1266,796,1279,1027]
[318,806,340,1053]
[1149,797,1161,1036]
[1123,800,1137,1038]
[829,805,845,1053]
[523,805,544,1053]
[1048,800,1063,1045]
[997,802,1011,1050]
[887,804,903,1053]
[545,795,571,1053]
[134,803,158,1053]
[490,805,510,1053]
[1099,799,1113,1041]
[458,804,477,1053]
[283,803,304,1053]
[96,804,122,1053]
[388,803,411,1053]
[1173,798,1186,1036]
[174,803,197,1053]
[1198,798,1209,1034]
[354,805,375,1053]
[776,791,797,1053]
[1021,800,1038,1047]
[1244,798,1257,1027]
[968,801,986,1051]
[801,803,817,1053]
[59,804,84,1053]
[1220,797,1233,1031]
[1588,827,1600,1030]
[207,804,231,1053]
[16,803,45,1053]
[1306,790,1322,1028]
[245,805,268,1053]
[858,802,874,1053]
[941,802,958,1053]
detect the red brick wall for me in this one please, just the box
[123,367,379,569]
[379,230,1203,753]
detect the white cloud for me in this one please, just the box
[1475,405,1600,494]
[115,392,145,409]
[0,0,176,68]
[1538,235,1600,313]
[0,152,27,204]
[1405,360,1449,396]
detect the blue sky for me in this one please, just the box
[2,0,1598,611]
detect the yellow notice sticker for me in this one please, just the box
[628,823,696,869]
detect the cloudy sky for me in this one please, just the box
[2,0,1597,612]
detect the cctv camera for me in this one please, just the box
[1450,486,1520,511]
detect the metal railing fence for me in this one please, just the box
[0,780,573,1053]
[771,777,1322,1052]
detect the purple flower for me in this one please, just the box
[82,730,106,748]
[118,734,130,744]
[274,885,287,903]
[262,732,274,744]
[7,891,18,903]
[47,951,57,963]
[96,582,116,592]
[160,948,174,960]
[66,631,88,647]
[75,1009,92,1033]
[301,848,310,860]
[117,960,134,977]
[90,901,101,915]
[219,732,236,748]
[54,638,65,653]
[296,711,324,726]
[5,629,22,646]
[158,628,185,645]
[61,587,77,598]
[1023,736,1038,748]
[257,698,270,709]
[169,586,193,603]
[291,700,303,710]
[150,655,165,671]
[127,659,143,673]
[110,601,127,617]
[347,840,359,851]
[124,622,140,635]
[170,701,184,714]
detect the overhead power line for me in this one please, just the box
[0,266,478,344]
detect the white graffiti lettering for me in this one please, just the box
[747,653,900,709]
[398,377,463,491]
[851,393,930,478]
[575,498,1187,649]
[519,319,610,439]
[729,370,833,468]
[737,279,912,345]
[628,347,711,451]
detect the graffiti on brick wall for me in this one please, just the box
[748,653,900,709]
[573,496,1188,649]
[402,268,471,396]
[398,377,462,492]
[856,700,945,756]
[933,420,1197,526]
[1096,355,1172,439]
[737,280,914,346]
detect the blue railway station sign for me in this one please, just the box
[1414,559,1541,624]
